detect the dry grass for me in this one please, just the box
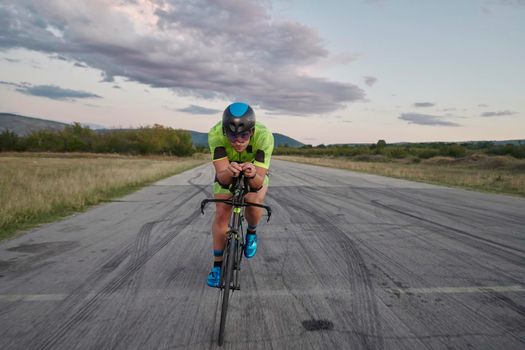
[276,154,525,197]
[0,153,207,240]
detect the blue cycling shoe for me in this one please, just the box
[207,266,221,288]
[244,234,257,258]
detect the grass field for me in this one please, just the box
[0,153,207,241]
[276,154,525,197]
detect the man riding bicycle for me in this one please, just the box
[207,102,274,287]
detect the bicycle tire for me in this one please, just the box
[218,236,236,346]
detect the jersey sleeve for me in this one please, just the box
[208,125,228,162]
[253,130,274,169]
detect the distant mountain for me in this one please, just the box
[189,130,304,148]
[273,133,304,148]
[0,113,68,136]
[81,122,107,130]
[334,139,525,147]
[189,131,208,147]
[491,140,524,146]
[1,113,305,148]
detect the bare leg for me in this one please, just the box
[244,185,268,228]
[212,194,232,262]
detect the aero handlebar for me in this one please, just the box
[200,199,272,222]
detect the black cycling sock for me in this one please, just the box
[213,261,222,268]
[247,224,257,235]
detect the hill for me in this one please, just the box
[331,139,525,147]
[273,133,304,148]
[0,113,68,136]
[492,140,524,146]
[189,131,208,147]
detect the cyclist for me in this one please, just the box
[207,102,274,287]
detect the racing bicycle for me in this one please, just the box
[201,172,272,346]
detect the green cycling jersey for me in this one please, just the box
[208,121,274,170]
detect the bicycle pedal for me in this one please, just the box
[226,284,240,291]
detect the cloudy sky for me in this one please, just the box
[0,0,523,144]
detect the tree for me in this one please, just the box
[61,122,95,151]
[0,129,19,151]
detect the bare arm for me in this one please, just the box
[214,158,242,186]
[241,163,267,190]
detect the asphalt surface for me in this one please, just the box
[1,159,524,350]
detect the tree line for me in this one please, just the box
[274,139,525,159]
[0,123,194,156]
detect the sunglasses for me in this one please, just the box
[226,129,252,142]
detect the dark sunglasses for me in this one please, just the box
[226,129,252,141]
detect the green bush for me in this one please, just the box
[415,148,441,159]
[2,124,194,156]
[23,129,65,152]
[0,129,20,151]
[439,144,466,158]
[384,146,408,159]
[488,144,525,159]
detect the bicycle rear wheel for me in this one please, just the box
[218,236,236,346]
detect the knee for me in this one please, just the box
[245,193,264,205]
[245,206,262,218]
[215,205,231,222]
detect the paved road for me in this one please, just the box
[1,160,524,349]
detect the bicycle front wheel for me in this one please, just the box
[218,236,236,346]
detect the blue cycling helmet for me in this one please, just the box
[222,102,256,135]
